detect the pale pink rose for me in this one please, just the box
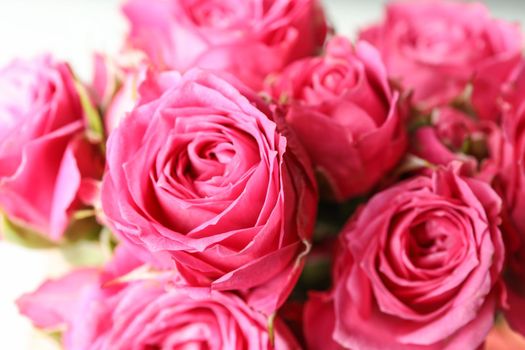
[304,164,505,350]
[360,0,522,111]
[266,36,407,201]
[90,52,148,135]
[0,56,103,240]
[122,0,327,90]
[17,248,299,350]
[101,69,318,314]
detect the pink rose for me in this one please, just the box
[0,56,103,241]
[17,249,299,349]
[493,61,525,337]
[103,68,145,135]
[122,0,327,90]
[498,62,525,236]
[266,36,407,201]
[101,69,318,314]
[305,165,505,350]
[410,107,499,176]
[485,320,525,350]
[360,0,522,111]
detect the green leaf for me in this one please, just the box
[1,213,56,249]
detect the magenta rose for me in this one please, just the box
[498,61,525,237]
[360,0,522,111]
[101,69,318,313]
[410,106,500,177]
[0,56,102,241]
[304,164,505,350]
[17,250,299,349]
[491,61,525,337]
[266,36,407,201]
[122,0,327,90]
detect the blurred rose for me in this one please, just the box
[103,68,145,135]
[17,247,299,350]
[0,56,102,241]
[411,107,499,177]
[492,61,525,338]
[360,0,522,111]
[499,61,525,236]
[266,37,407,201]
[305,164,505,349]
[122,0,327,90]
[101,69,317,314]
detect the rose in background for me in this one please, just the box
[360,0,522,113]
[90,52,148,136]
[492,61,525,338]
[0,56,104,242]
[266,36,407,201]
[304,165,505,349]
[17,245,299,350]
[410,106,502,180]
[101,68,318,314]
[122,0,327,90]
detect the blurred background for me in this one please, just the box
[0,0,524,77]
[0,0,524,349]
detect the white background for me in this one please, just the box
[0,1,523,349]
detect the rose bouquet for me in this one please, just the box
[3,0,525,349]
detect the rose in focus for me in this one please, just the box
[101,69,318,314]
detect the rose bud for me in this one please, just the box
[266,36,407,201]
[90,52,148,136]
[410,106,500,177]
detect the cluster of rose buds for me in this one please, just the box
[3,0,525,349]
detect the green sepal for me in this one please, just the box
[74,80,105,146]
[60,238,107,267]
[1,213,57,249]
[267,313,276,348]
